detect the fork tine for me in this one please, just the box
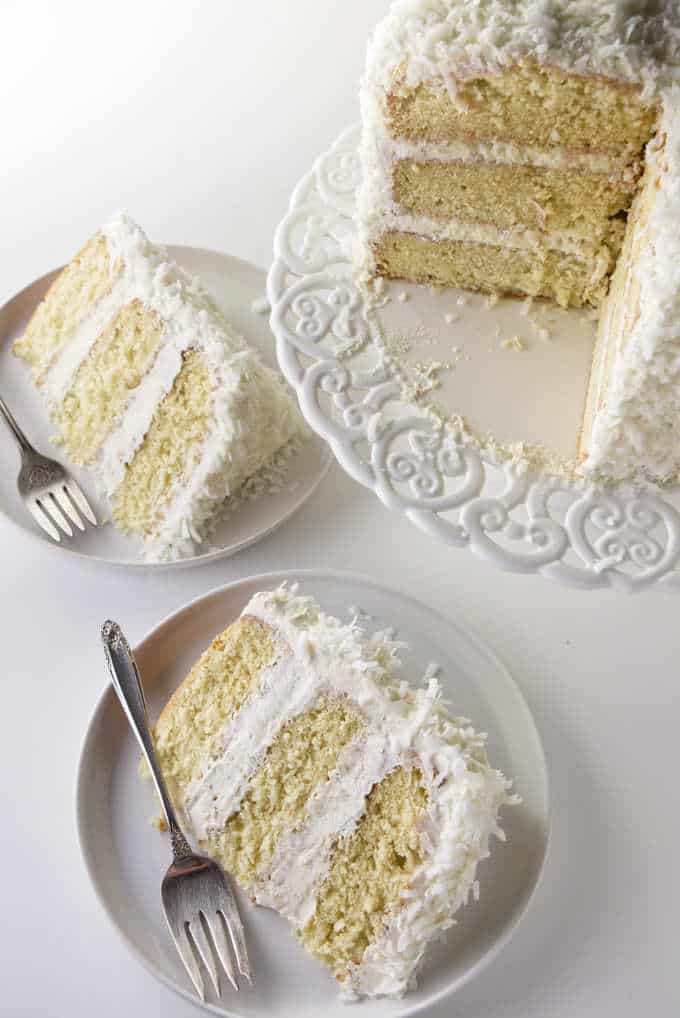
[53,485,85,531]
[205,910,239,992]
[28,499,60,542]
[189,915,221,997]
[165,919,205,1001]
[65,479,97,526]
[41,494,73,537]
[219,897,252,985]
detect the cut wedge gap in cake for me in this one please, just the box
[13,214,307,560]
[147,586,516,1000]
[358,1,680,484]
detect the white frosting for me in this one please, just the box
[97,341,188,495]
[364,1,680,98]
[185,634,319,839]
[381,132,635,176]
[583,90,680,481]
[184,586,515,1000]
[357,120,638,256]
[259,730,399,926]
[144,352,302,562]
[373,209,614,258]
[41,214,304,561]
[42,276,132,404]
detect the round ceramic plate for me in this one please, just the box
[268,125,680,592]
[0,249,331,568]
[77,570,550,1018]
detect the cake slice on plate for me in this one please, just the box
[150,586,515,999]
[357,0,680,481]
[14,214,305,560]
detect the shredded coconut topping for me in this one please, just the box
[43,214,306,561]
[365,1,680,96]
[584,91,680,481]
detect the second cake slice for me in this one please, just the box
[14,214,305,560]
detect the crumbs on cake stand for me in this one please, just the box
[500,335,527,352]
[250,295,271,315]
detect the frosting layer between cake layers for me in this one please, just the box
[182,587,514,999]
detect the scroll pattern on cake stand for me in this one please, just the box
[268,125,680,592]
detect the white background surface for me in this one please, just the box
[1,2,678,1016]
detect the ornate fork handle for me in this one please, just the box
[0,393,33,454]
[101,621,193,861]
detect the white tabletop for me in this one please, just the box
[2,3,678,1016]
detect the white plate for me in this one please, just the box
[77,570,550,1018]
[268,125,680,592]
[0,248,331,568]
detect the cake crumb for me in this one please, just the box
[250,295,271,315]
[444,312,459,325]
[412,359,452,395]
[520,297,534,316]
[347,604,372,623]
[501,335,527,352]
[398,291,409,303]
[151,815,167,832]
[423,661,441,682]
[537,326,551,340]
[456,295,468,308]
[485,293,500,309]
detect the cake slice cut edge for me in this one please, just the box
[148,585,517,1000]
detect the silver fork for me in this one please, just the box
[0,393,96,541]
[101,620,253,1001]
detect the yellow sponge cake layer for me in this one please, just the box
[393,159,634,241]
[112,348,210,535]
[387,62,657,155]
[374,230,610,307]
[14,234,116,381]
[300,766,428,981]
[209,697,364,886]
[153,617,276,803]
[53,301,164,464]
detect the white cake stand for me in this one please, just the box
[268,125,680,593]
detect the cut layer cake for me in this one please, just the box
[358,1,680,482]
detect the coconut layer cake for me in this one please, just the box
[13,215,304,560]
[358,0,680,482]
[151,586,515,999]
